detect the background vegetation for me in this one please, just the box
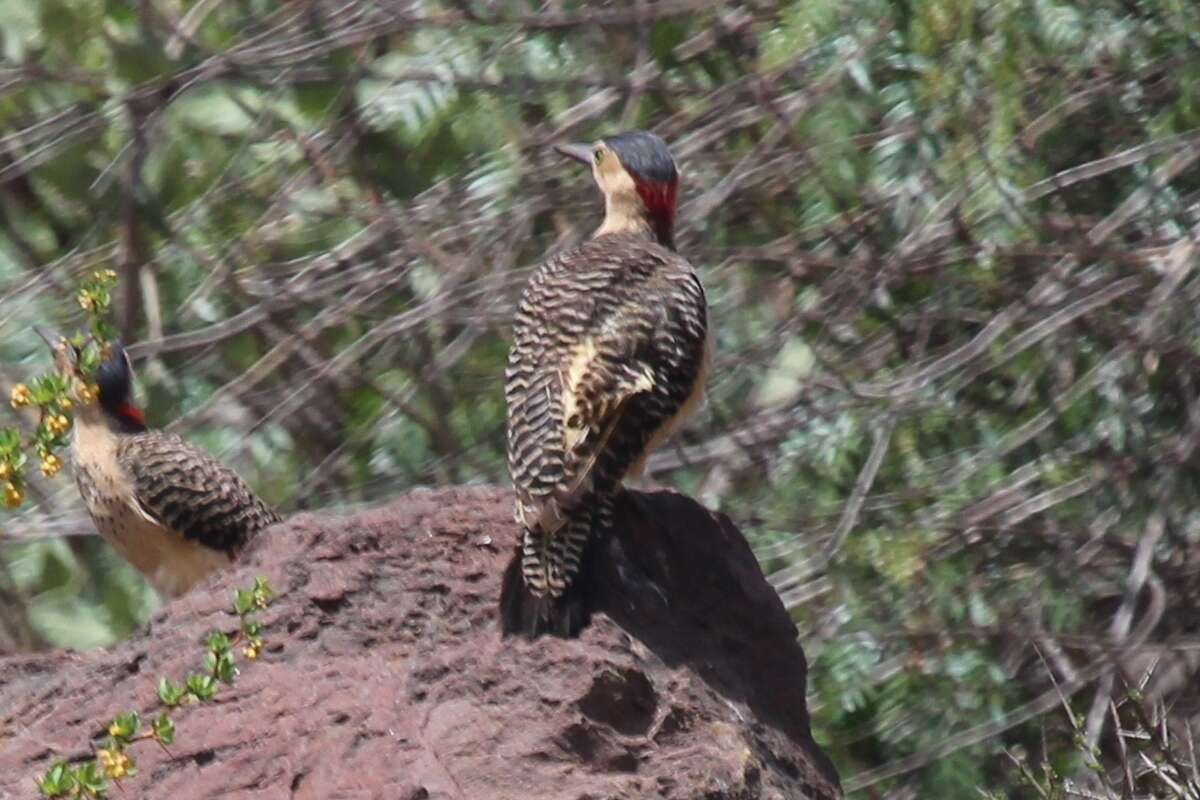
[2,0,1198,796]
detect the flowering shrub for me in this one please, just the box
[3,270,118,509]
[36,577,273,798]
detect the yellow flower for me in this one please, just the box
[77,293,95,311]
[96,747,131,779]
[0,463,9,481]
[57,397,73,412]
[242,642,260,660]
[3,482,22,508]
[104,269,118,280]
[45,414,71,437]
[40,454,61,478]
[76,382,98,406]
[10,384,31,409]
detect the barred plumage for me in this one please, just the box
[118,432,280,553]
[72,430,280,598]
[501,130,709,638]
[41,332,280,599]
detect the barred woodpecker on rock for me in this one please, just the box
[501,130,710,638]
[37,330,280,598]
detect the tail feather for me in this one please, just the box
[499,550,593,638]
[499,495,610,639]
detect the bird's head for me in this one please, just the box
[555,130,679,250]
[34,327,146,433]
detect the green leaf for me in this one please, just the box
[185,672,217,701]
[292,83,341,122]
[36,761,76,797]
[173,88,256,136]
[74,761,107,796]
[157,677,185,707]
[215,652,237,684]
[206,631,230,653]
[30,375,65,405]
[0,428,20,456]
[152,713,175,746]
[233,588,256,616]
[107,711,140,741]
[76,341,104,377]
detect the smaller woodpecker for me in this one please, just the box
[37,329,280,598]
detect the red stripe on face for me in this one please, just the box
[633,178,678,246]
[634,179,678,218]
[118,403,145,426]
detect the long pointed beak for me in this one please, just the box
[553,143,593,165]
[33,326,63,350]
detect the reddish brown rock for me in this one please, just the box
[0,486,841,799]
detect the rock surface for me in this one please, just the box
[0,486,841,799]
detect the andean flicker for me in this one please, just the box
[501,130,710,638]
[38,330,280,598]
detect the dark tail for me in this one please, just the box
[500,494,612,638]
[498,546,595,638]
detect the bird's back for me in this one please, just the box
[117,431,281,554]
[503,232,708,635]
[506,233,707,511]
[72,425,279,597]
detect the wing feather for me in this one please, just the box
[530,352,655,534]
[117,432,280,553]
[505,234,706,538]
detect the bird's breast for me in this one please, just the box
[71,423,229,598]
[71,422,132,517]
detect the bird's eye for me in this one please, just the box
[593,149,604,165]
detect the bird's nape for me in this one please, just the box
[96,341,147,433]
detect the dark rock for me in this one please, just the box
[0,486,841,799]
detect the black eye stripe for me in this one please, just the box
[593,149,604,164]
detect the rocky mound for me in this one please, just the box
[0,486,841,799]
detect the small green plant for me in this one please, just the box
[980,662,1200,799]
[35,577,273,798]
[4,269,118,510]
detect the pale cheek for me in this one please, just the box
[593,166,612,193]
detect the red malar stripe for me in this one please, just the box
[118,403,145,426]
[633,178,678,246]
[634,179,678,219]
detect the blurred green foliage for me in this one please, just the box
[2,0,1199,795]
